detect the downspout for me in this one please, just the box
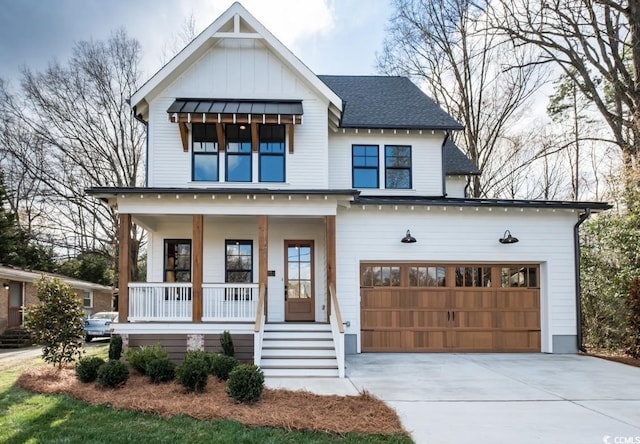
[441,131,451,197]
[574,208,591,353]
[463,174,472,198]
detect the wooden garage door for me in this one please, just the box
[360,264,541,352]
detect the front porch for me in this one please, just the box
[113,194,347,376]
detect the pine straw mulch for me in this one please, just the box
[584,349,640,369]
[15,366,406,436]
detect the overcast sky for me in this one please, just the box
[0,0,393,87]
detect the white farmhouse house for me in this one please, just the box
[88,2,610,377]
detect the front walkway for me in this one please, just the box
[346,353,640,444]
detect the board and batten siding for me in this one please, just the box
[334,206,580,353]
[147,38,329,189]
[328,131,445,196]
[146,216,328,323]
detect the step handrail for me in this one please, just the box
[253,283,266,366]
[330,284,344,334]
[329,284,345,377]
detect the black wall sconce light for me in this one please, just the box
[499,230,519,244]
[401,229,417,243]
[2,283,9,291]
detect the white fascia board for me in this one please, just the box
[130,2,342,114]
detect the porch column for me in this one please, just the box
[118,213,131,322]
[258,215,268,317]
[192,214,204,322]
[326,215,336,318]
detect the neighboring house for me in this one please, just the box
[87,2,610,377]
[0,264,114,335]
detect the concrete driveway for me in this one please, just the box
[347,353,640,444]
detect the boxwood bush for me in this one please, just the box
[147,357,176,384]
[209,354,239,381]
[125,344,168,375]
[226,364,264,403]
[176,351,210,392]
[97,359,129,388]
[75,356,106,383]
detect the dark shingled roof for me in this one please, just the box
[444,139,481,176]
[318,75,463,130]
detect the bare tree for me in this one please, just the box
[160,13,198,65]
[487,0,638,178]
[378,0,548,197]
[0,30,145,279]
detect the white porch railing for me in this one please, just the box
[202,283,259,321]
[129,283,193,321]
[254,284,266,366]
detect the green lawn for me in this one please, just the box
[0,347,412,444]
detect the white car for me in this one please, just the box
[84,312,118,342]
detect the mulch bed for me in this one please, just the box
[585,350,640,369]
[16,366,406,436]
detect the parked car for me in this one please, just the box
[84,312,118,342]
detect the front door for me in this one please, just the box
[8,283,22,327]
[285,240,314,321]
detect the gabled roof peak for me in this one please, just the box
[131,2,342,119]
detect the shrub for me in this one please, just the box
[97,359,129,388]
[24,277,86,368]
[209,354,239,381]
[147,357,176,384]
[220,330,234,357]
[75,356,106,383]
[125,344,168,375]
[108,334,123,361]
[226,364,264,403]
[176,353,209,393]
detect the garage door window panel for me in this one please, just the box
[455,266,492,287]
[409,266,446,287]
[501,266,538,288]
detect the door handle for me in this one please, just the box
[447,311,450,321]
[284,286,287,301]
[452,311,455,321]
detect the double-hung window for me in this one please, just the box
[192,124,219,181]
[385,145,412,189]
[259,125,285,182]
[164,239,192,283]
[352,145,379,188]
[226,124,252,182]
[225,240,253,301]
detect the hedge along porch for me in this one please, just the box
[109,189,349,374]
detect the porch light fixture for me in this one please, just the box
[401,229,417,243]
[499,230,519,244]
[2,283,9,291]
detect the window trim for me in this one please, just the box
[384,145,412,189]
[225,124,252,182]
[163,239,192,283]
[258,124,286,183]
[225,240,254,283]
[82,290,93,308]
[352,144,380,189]
[191,123,219,182]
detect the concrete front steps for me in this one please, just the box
[260,323,339,377]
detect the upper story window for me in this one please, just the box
[352,145,379,188]
[259,125,285,182]
[226,125,252,182]
[192,124,219,181]
[385,145,412,189]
